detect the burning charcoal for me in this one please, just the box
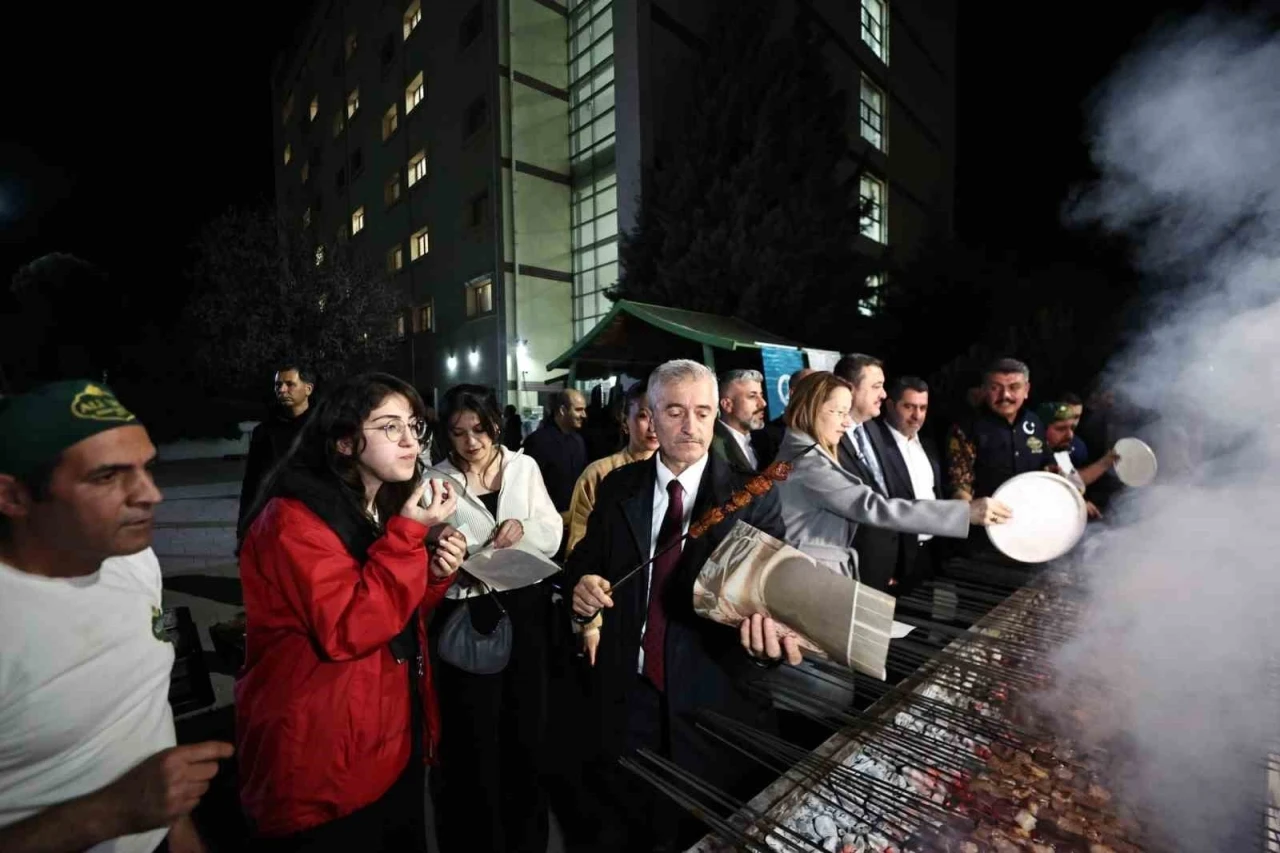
[813,814,838,840]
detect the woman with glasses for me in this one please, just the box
[235,372,468,851]
[425,384,562,853]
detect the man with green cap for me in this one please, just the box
[0,380,232,853]
[1038,399,1119,519]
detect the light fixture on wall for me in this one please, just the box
[467,348,480,369]
[515,339,530,365]
[446,354,458,373]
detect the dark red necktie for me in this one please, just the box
[642,479,685,690]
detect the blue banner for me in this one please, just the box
[759,346,806,422]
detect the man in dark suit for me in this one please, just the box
[831,353,903,592]
[237,364,314,541]
[873,376,945,594]
[711,368,777,471]
[566,359,800,853]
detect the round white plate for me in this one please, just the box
[986,471,1087,564]
[1113,436,1158,487]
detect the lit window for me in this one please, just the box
[408,149,428,187]
[859,173,887,244]
[403,0,422,40]
[345,32,358,60]
[411,226,430,261]
[418,301,434,332]
[387,244,404,273]
[465,277,493,317]
[315,246,325,266]
[859,76,885,151]
[861,0,889,64]
[302,207,311,228]
[351,206,365,235]
[385,173,402,206]
[463,96,487,138]
[333,109,344,138]
[382,104,399,140]
[347,88,360,119]
[459,4,483,49]
[301,161,310,184]
[283,144,292,165]
[405,72,425,114]
[859,273,885,317]
[309,96,319,121]
[396,313,407,339]
[282,93,295,125]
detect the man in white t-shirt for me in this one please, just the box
[0,380,233,853]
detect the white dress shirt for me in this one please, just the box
[724,423,758,469]
[886,423,937,542]
[638,452,708,672]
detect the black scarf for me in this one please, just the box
[268,466,420,663]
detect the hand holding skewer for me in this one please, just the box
[568,445,818,663]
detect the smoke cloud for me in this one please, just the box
[1054,11,1280,851]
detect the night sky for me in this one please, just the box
[0,1,1256,315]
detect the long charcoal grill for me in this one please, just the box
[638,567,1280,853]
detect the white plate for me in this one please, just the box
[986,471,1087,564]
[1113,436,1158,487]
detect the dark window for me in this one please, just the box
[336,167,346,189]
[466,189,490,229]
[351,148,364,176]
[381,32,396,66]
[459,5,483,49]
[464,96,488,138]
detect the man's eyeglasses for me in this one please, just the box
[365,419,428,444]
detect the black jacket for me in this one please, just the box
[712,419,778,473]
[562,451,783,780]
[838,419,941,593]
[238,408,311,534]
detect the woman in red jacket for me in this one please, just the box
[236,373,466,851]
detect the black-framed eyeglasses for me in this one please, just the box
[364,419,428,444]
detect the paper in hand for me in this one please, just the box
[461,543,559,592]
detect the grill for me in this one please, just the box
[622,562,1279,853]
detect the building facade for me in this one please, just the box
[270,0,955,409]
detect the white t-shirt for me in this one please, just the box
[0,548,177,853]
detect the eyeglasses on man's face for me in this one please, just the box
[365,418,428,444]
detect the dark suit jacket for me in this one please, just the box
[563,450,784,779]
[865,418,944,592]
[838,423,910,592]
[712,419,777,473]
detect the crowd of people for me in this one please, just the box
[0,351,1129,853]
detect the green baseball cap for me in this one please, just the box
[1035,401,1076,425]
[0,380,140,480]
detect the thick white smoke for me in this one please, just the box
[1053,12,1280,852]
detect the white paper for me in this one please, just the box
[890,620,915,639]
[460,543,559,592]
[804,348,841,372]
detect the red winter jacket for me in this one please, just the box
[234,497,454,837]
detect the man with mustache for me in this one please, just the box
[713,368,775,472]
[0,381,233,853]
[566,359,797,852]
[946,356,1048,505]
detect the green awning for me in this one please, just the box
[546,300,802,380]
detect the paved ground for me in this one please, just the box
[150,457,566,851]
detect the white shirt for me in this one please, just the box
[0,548,177,853]
[638,452,708,672]
[887,423,937,542]
[724,423,758,470]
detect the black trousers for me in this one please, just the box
[246,760,426,853]
[431,584,550,853]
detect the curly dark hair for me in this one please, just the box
[243,372,427,535]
